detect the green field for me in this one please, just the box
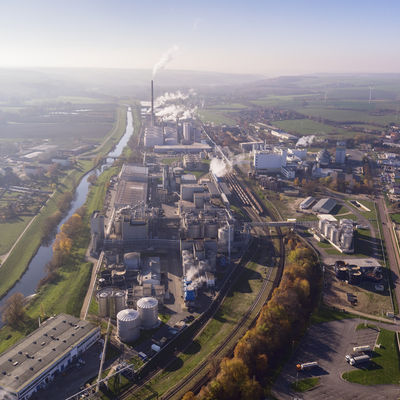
[0,216,33,255]
[291,377,320,392]
[343,329,400,385]
[273,119,342,136]
[198,109,237,125]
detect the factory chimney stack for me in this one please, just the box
[151,80,154,124]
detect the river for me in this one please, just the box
[0,107,133,325]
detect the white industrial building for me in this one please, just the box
[270,130,297,141]
[253,148,287,171]
[0,314,100,400]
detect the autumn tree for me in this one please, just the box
[52,231,72,266]
[61,213,83,236]
[2,292,26,328]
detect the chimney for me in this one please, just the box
[151,80,154,123]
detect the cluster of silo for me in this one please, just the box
[97,288,126,318]
[318,218,354,253]
[116,309,141,343]
[137,297,159,329]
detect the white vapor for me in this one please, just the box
[154,89,198,121]
[152,45,179,77]
[210,157,230,177]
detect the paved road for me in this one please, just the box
[376,197,400,316]
[273,319,400,400]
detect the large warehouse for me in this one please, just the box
[0,314,100,400]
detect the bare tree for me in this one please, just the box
[2,292,26,328]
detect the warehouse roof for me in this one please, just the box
[115,180,148,209]
[312,198,337,214]
[0,314,98,393]
[119,164,148,182]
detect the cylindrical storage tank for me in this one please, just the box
[137,297,158,329]
[97,288,113,317]
[191,223,201,239]
[117,309,141,343]
[124,252,140,271]
[98,291,109,317]
[113,291,126,317]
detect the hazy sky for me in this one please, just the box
[1,0,399,76]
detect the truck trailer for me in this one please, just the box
[353,345,371,353]
[346,354,370,366]
[296,361,318,371]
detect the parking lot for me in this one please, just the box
[273,319,400,399]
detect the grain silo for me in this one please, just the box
[137,297,158,329]
[97,288,113,317]
[113,291,126,318]
[117,309,141,343]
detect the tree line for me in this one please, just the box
[183,239,320,400]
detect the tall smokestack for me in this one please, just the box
[151,80,154,124]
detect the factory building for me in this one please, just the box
[0,314,100,400]
[335,141,346,164]
[153,143,211,154]
[288,148,307,160]
[183,122,191,142]
[183,154,204,170]
[281,166,296,179]
[270,130,298,141]
[253,148,287,172]
[312,198,337,214]
[317,149,331,167]
[164,126,178,146]
[144,125,164,147]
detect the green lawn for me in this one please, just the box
[0,215,33,255]
[390,213,400,224]
[291,377,320,392]
[343,329,400,385]
[311,306,356,324]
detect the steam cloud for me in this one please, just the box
[154,88,197,121]
[210,157,229,177]
[296,135,315,147]
[152,45,179,77]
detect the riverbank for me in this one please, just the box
[0,103,139,354]
[0,105,128,300]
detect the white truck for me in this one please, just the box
[346,354,370,366]
[296,361,318,371]
[353,345,371,353]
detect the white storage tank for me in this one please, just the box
[113,291,126,318]
[98,290,111,317]
[137,297,159,329]
[124,252,141,270]
[117,309,141,343]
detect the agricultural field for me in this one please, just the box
[198,108,237,126]
[0,101,118,148]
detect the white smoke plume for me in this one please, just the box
[186,262,211,288]
[296,135,315,147]
[210,157,230,177]
[155,104,198,121]
[154,88,198,121]
[152,45,179,77]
